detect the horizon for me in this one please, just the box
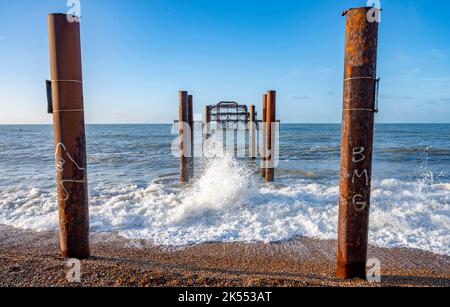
[2,122,450,126]
[1,0,450,124]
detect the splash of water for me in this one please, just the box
[168,142,256,224]
[0,142,449,255]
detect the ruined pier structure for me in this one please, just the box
[47,7,380,282]
[178,93,279,183]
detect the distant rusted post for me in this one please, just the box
[249,105,256,160]
[261,94,268,177]
[179,91,189,182]
[216,121,224,145]
[204,106,211,141]
[188,95,194,179]
[48,13,89,259]
[265,91,276,182]
[337,7,379,280]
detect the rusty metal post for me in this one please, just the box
[188,95,194,179]
[337,7,379,279]
[265,91,276,182]
[179,91,189,182]
[261,94,267,178]
[48,13,89,259]
[249,105,256,160]
[204,106,211,141]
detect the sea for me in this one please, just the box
[0,124,449,255]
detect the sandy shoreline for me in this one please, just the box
[0,225,448,287]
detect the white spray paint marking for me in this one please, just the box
[351,147,369,211]
[55,143,85,201]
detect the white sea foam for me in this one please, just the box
[0,144,449,255]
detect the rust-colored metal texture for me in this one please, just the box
[261,94,268,178]
[265,91,276,182]
[48,13,90,259]
[209,102,248,128]
[337,7,379,279]
[188,95,194,179]
[249,105,256,160]
[204,106,211,141]
[179,91,189,182]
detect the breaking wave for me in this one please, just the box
[0,142,449,256]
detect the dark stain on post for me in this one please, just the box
[48,13,90,259]
[188,95,194,179]
[337,7,379,279]
[204,106,211,141]
[179,91,189,182]
[265,91,276,182]
[249,105,256,160]
[261,94,268,178]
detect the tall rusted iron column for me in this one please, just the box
[249,105,256,160]
[204,106,211,141]
[265,91,276,182]
[48,13,89,259]
[261,94,268,178]
[179,91,189,182]
[337,7,379,280]
[188,95,194,179]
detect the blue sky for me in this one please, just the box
[1,0,450,124]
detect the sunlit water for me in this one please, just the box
[0,124,449,255]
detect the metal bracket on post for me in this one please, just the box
[46,80,53,114]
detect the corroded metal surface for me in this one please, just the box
[188,95,194,179]
[48,13,90,259]
[337,7,379,279]
[179,91,189,183]
[204,106,211,140]
[265,91,276,182]
[249,105,256,160]
[209,102,249,130]
[261,94,268,178]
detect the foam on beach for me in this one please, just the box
[0,143,449,256]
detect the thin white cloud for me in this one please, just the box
[0,36,7,41]
[428,49,447,61]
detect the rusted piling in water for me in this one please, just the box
[261,94,268,177]
[48,13,89,259]
[249,105,256,160]
[188,95,194,179]
[204,106,211,141]
[265,91,276,182]
[179,91,189,182]
[337,7,379,280]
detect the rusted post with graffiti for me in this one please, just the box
[249,105,256,160]
[48,13,89,259]
[265,91,277,182]
[261,94,268,178]
[179,91,189,182]
[337,7,380,279]
[188,94,194,179]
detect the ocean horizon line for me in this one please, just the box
[1,122,450,126]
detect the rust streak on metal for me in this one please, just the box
[204,106,211,141]
[179,91,189,182]
[249,105,256,160]
[337,7,379,280]
[261,94,268,178]
[265,91,276,182]
[188,94,194,179]
[48,13,89,259]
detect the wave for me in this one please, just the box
[0,143,449,255]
